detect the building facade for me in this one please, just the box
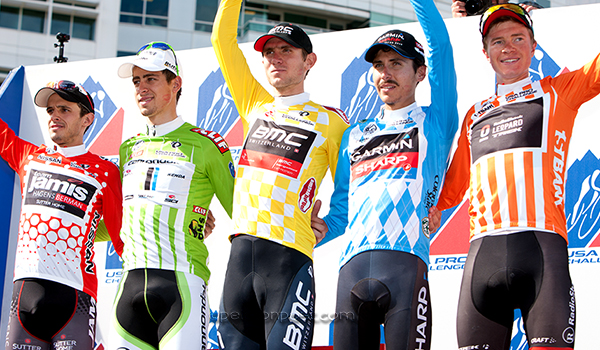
[0,0,594,82]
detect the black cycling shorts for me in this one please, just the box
[6,278,96,350]
[218,235,315,350]
[333,250,431,350]
[457,231,575,350]
[109,268,210,349]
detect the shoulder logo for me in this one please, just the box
[229,162,236,178]
[364,122,379,136]
[323,106,350,125]
[190,128,230,154]
[132,140,145,152]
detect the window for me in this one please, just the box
[52,13,71,34]
[329,23,344,31]
[54,0,97,9]
[120,0,168,27]
[0,6,19,30]
[194,0,218,32]
[0,6,46,33]
[0,3,97,38]
[51,13,95,40]
[117,50,136,57]
[284,13,327,29]
[370,12,410,27]
[22,9,46,33]
[73,16,94,40]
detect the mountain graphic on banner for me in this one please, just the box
[430,200,470,255]
[566,150,600,248]
[82,77,124,156]
[196,69,243,147]
[88,108,124,156]
[340,55,384,125]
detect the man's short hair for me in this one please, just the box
[162,70,182,102]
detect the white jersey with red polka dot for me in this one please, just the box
[0,118,123,299]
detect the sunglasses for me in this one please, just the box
[137,41,179,75]
[46,80,93,113]
[480,4,533,35]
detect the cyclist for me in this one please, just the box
[4,80,123,350]
[212,0,349,347]
[311,0,457,348]
[437,5,600,349]
[108,42,235,349]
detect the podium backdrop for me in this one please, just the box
[1,4,600,349]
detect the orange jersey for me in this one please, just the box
[438,53,600,242]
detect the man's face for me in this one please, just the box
[262,37,315,96]
[372,49,426,110]
[483,20,536,85]
[46,94,90,147]
[132,66,180,122]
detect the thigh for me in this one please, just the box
[109,269,160,350]
[334,251,392,350]
[332,257,364,350]
[384,256,431,350]
[332,251,430,350]
[109,269,188,350]
[264,260,314,350]
[456,238,512,350]
[6,279,91,349]
[219,235,314,350]
[525,232,575,349]
[218,236,265,350]
[159,271,210,350]
[52,290,97,350]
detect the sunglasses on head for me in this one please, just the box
[480,4,532,35]
[137,41,179,74]
[46,80,93,113]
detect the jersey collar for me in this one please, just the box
[55,144,87,157]
[146,116,185,137]
[274,92,310,107]
[380,102,418,121]
[496,76,532,96]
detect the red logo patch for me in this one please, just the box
[298,177,317,213]
[323,106,350,125]
[193,205,207,215]
[190,128,230,154]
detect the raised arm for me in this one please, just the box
[413,0,459,141]
[211,0,272,122]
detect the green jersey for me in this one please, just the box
[119,117,234,282]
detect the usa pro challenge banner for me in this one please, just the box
[1,4,600,349]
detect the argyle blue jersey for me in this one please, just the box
[320,0,458,266]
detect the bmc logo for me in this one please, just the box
[251,125,309,148]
